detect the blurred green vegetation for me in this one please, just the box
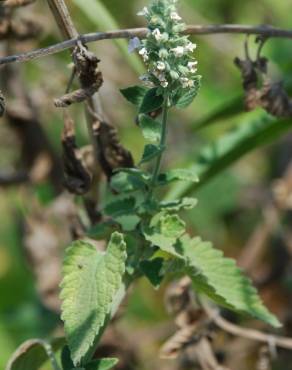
[2,0,292,369]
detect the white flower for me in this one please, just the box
[152,28,163,41]
[156,61,166,71]
[185,42,197,52]
[153,70,167,82]
[137,7,149,16]
[187,61,198,73]
[171,46,185,57]
[161,80,169,88]
[180,77,194,88]
[139,47,149,61]
[170,11,182,21]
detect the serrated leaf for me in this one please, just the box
[179,235,281,327]
[60,233,127,365]
[160,197,198,211]
[140,258,164,289]
[140,144,164,164]
[158,169,199,185]
[139,88,164,114]
[110,172,146,193]
[175,77,201,109]
[113,168,151,183]
[6,338,65,370]
[139,114,161,142]
[120,86,148,106]
[86,358,118,370]
[143,214,185,257]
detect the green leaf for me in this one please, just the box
[104,197,136,218]
[60,232,127,365]
[61,346,74,370]
[175,77,201,109]
[160,197,198,211]
[158,168,199,185]
[179,235,281,327]
[85,358,118,370]
[139,114,161,142]
[166,115,292,200]
[120,86,148,106]
[86,221,117,240]
[140,258,164,289]
[114,168,151,183]
[114,214,141,232]
[110,172,146,193]
[139,88,164,114]
[140,144,164,165]
[6,338,64,370]
[143,214,185,257]
[71,0,144,75]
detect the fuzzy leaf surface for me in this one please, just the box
[180,235,281,327]
[60,233,127,365]
[143,214,185,256]
[158,169,199,186]
[139,114,161,142]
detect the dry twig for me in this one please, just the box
[2,25,292,66]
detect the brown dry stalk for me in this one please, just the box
[3,0,36,8]
[2,24,292,66]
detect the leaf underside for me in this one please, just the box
[60,232,127,365]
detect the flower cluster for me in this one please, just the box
[135,0,199,93]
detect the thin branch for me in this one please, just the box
[1,24,292,66]
[47,0,78,39]
[203,303,292,351]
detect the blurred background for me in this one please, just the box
[1,0,292,369]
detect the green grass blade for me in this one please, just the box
[166,115,292,200]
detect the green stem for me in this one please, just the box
[148,95,169,198]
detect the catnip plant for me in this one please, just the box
[59,0,280,369]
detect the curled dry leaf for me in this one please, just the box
[235,39,292,118]
[0,18,42,41]
[161,277,210,360]
[24,194,82,312]
[55,47,103,107]
[92,120,134,180]
[62,114,92,195]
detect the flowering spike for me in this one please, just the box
[136,0,200,99]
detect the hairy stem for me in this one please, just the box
[148,95,169,199]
